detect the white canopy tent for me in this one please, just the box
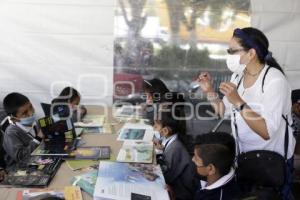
[0,0,299,116]
[251,0,300,89]
[0,0,115,116]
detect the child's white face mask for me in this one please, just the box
[153,130,161,140]
[226,54,246,74]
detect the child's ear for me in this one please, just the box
[10,115,19,122]
[207,164,217,176]
[164,126,172,135]
[161,127,170,136]
[192,155,196,163]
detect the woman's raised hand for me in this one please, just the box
[196,72,214,93]
[219,82,244,107]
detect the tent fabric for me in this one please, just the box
[0,0,299,118]
[251,0,300,90]
[0,0,115,116]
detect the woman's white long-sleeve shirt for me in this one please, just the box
[223,66,296,159]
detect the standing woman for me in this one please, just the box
[196,27,295,199]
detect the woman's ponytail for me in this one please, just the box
[265,52,285,75]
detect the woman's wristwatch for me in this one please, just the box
[235,102,247,112]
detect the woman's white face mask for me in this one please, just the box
[226,54,246,74]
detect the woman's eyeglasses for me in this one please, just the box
[227,48,244,55]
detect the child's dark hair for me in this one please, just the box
[194,132,236,176]
[143,78,169,103]
[52,87,80,104]
[156,109,179,135]
[3,92,30,116]
[195,143,234,176]
[233,27,284,74]
[194,132,236,157]
[292,89,300,104]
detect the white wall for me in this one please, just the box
[0,0,115,116]
[251,0,300,89]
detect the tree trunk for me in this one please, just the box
[165,0,185,46]
[188,9,198,48]
[118,0,148,69]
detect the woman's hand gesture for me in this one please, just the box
[196,72,214,94]
[219,82,244,107]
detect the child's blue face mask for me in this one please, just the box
[19,114,36,126]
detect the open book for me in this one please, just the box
[93,161,169,200]
[117,141,154,164]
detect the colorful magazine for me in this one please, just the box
[117,123,154,142]
[117,141,154,163]
[93,161,169,200]
[70,147,101,159]
[69,146,110,160]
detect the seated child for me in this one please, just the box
[142,79,186,132]
[142,78,170,125]
[153,110,198,200]
[51,87,87,121]
[192,133,241,200]
[2,93,41,169]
